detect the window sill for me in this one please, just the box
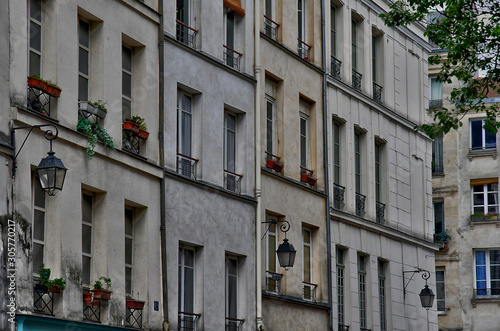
[469,219,500,229]
[472,296,500,307]
[468,149,497,160]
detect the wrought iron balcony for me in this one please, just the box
[352,69,362,91]
[33,284,54,315]
[356,192,366,217]
[178,312,201,331]
[302,281,318,302]
[223,45,243,71]
[263,15,279,41]
[338,324,350,331]
[473,288,500,298]
[376,201,385,224]
[176,20,198,49]
[373,82,382,103]
[429,99,443,109]
[331,56,342,79]
[224,169,243,194]
[332,183,345,210]
[177,153,199,179]
[225,318,245,331]
[297,38,311,62]
[265,270,283,293]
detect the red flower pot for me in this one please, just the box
[27,77,48,91]
[83,292,92,307]
[273,162,284,172]
[45,85,62,98]
[123,121,140,134]
[92,289,112,300]
[266,159,275,168]
[300,173,309,182]
[137,129,150,140]
[307,176,317,186]
[50,285,62,294]
[126,299,145,310]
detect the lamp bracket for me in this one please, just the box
[403,268,430,297]
[261,219,291,241]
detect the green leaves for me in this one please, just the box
[77,117,115,159]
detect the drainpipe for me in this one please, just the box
[158,0,169,329]
[320,0,334,329]
[254,0,263,329]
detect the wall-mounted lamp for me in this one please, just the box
[11,124,68,196]
[403,268,435,309]
[261,219,296,270]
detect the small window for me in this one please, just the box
[434,201,444,234]
[122,46,133,122]
[472,182,498,214]
[470,118,496,151]
[29,0,42,77]
[436,268,446,311]
[332,120,341,185]
[432,135,444,174]
[474,249,500,297]
[225,256,238,323]
[78,19,90,101]
[300,113,309,169]
[178,246,196,313]
[429,77,443,108]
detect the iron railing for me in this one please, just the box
[352,69,362,91]
[473,288,500,298]
[429,99,443,109]
[376,201,385,224]
[177,153,199,179]
[360,328,372,331]
[331,56,342,79]
[303,281,318,302]
[373,82,383,103]
[224,170,243,194]
[223,45,243,71]
[297,38,311,62]
[338,324,350,331]
[178,312,201,331]
[332,183,345,210]
[225,318,245,331]
[176,20,198,49]
[265,270,283,293]
[33,285,54,315]
[263,15,279,41]
[356,192,366,217]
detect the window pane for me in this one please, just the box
[184,267,194,312]
[226,130,236,171]
[30,22,41,51]
[33,243,44,272]
[181,112,192,156]
[471,120,483,149]
[434,201,444,233]
[125,266,132,294]
[125,209,133,235]
[485,129,496,148]
[436,270,444,282]
[33,210,45,241]
[122,98,132,121]
[34,179,45,208]
[227,274,237,318]
[79,20,90,47]
[490,250,500,264]
[268,234,276,272]
[79,48,89,75]
[79,76,89,101]
[184,249,194,267]
[82,224,92,254]
[82,194,92,223]
[122,46,132,72]
[122,72,132,98]
[82,256,91,285]
[304,245,311,282]
[125,237,133,265]
[228,258,238,276]
[473,193,484,205]
[29,52,41,77]
[30,0,42,20]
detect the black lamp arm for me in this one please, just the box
[403,268,430,297]
[261,219,291,241]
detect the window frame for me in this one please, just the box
[122,45,133,121]
[436,267,446,311]
[178,245,196,314]
[265,95,276,156]
[300,112,309,169]
[472,183,499,214]
[358,254,367,329]
[224,112,237,173]
[474,249,500,296]
[470,118,496,151]
[432,135,444,174]
[302,227,312,290]
[375,142,381,202]
[225,255,239,320]
[298,0,306,42]
[176,0,190,25]
[429,76,443,102]
[33,174,46,275]
[266,217,278,273]
[81,192,94,286]
[177,91,193,157]
[354,131,361,194]
[351,19,358,70]
[378,260,387,331]
[78,19,90,102]
[332,120,341,185]
[331,4,337,57]
[336,247,346,327]
[28,0,42,77]
[434,200,444,234]
[125,208,134,296]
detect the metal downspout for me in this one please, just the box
[158,0,168,329]
[320,0,334,329]
[254,0,263,329]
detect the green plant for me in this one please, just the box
[470,212,485,218]
[50,278,66,291]
[37,264,51,287]
[125,116,147,131]
[93,276,112,290]
[77,117,115,159]
[89,100,108,112]
[28,75,61,89]
[433,231,451,244]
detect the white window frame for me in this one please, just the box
[354,131,361,194]
[470,118,496,150]
[298,0,306,42]
[266,218,278,273]
[358,254,367,329]
[225,256,239,320]
[33,175,46,275]
[265,95,276,155]
[122,45,133,121]
[125,208,134,296]
[177,91,193,157]
[300,112,309,168]
[178,246,196,313]
[331,4,337,57]
[28,0,42,76]
[78,19,90,101]
[81,192,93,286]
[436,267,446,312]
[224,112,237,173]
[333,120,341,185]
[302,227,313,300]
[378,260,387,331]
[375,142,381,202]
[472,183,499,214]
[336,247,346,327]
[474,249,500,296]
[352,19,358,70]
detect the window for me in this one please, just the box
[475,249,500,296]
[298,0,305,42]
[375,142,381,203]
[472,182,499,214]
[122,46,133,121]
[300,112,309,168]
[378,260,387,331]
[33,175,46,274]
[225,7,235,51]
[224,113,237,173]
[78,19,90,101]
[265,79,277,156]
[436,268,446,311]
[372,34,377,84]
[432,135,444,174]
[372,32,383,102]
[351,19,358,70]
[225,256,238,324]
[331,4,337,58]
[354,132,361,194]
[333,120,341,185]
[82,193,93,285]
[178,246,196,313]
[429,77,443,108]
[266,220,277,274]
[434,201,444,234]
[336,248,346,329]
[358,255,367,330]
[125,208,134,296]
[303,227,313,300]
[470,118,496,150]
[177,0,189,25]
[177,92,193,176]
[29,0,42,76]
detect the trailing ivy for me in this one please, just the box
[77,117,115,159]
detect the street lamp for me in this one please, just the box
[403,268,435,309]
[11,124,68,196]
[262,219,296,270]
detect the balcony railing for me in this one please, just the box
[356,192,366,217]
[223,45,243,71]
[373,82,383,103]
[176,20,198,49]
[332,183,345,210]
[331,56,342,79]
[178,312,201,331]
[263,15,279,41]
[429,99,443,109]
[432,163,444,175]
[224,169,243,194]
[376,201,385,224]
[473,288,500,298]
[225,318,245,331]
[33,285,54,315]
[265,270,283,293]
[302,281,318,302]
[297,38,311,62]
[352,69,362,91]
[177,153,199,179]
[360,328,372,331]
[338,324,350,331]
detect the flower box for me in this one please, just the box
[306,176,317,186]
[123,121,149,140]
[83,292,93,307]
[300,173,309,182]
[126,299,145,310]
[266,159,275,168]
[50,285,63,294]
[79,101,107,119]
[28,76,48,91]
[92,289,112,300]
[45,84,61,98]
[273,162,284,172]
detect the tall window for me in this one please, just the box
[224,7,236,68]
[475,249,500,296]
[29,0,42,76]
[179,246,195,313]
[82,193,93,285]
[372,34,377,83]
[472,182,499,214]
[224,113,237,173]
[122,46,133,121]
[333,120,341,185]
[226,256,238,322]
[298,0,305,41]
[265,0,273,18]
[429,77,443,108]
[125,208,134,295]
[375,142,381,202]
[266,221,277,273]
[470,118,496,150]
[434,201,444,234]
[436,268,446,311]
[337,247,346,329]
[78,19,90,101]
[432,135,444,174]
[33,175,46,274]
[300,113,309,168]
[358,255,367,330]
[303,227,312,300]
[265,78,277,157]
[331,5,337,57]
[351,19,358,70]
[176,0,189,25]
[354,132,361,193]
[178,92,192,157]
[378,260,387,331]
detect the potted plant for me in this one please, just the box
[306,175,317,186]
[35,264,51,293]
[77,117,115,159]
[45,80,62,98]
[300,172,309,182]
[123,116,149,140]
[50,278,66,294]
[470,212,486,222]
[83,292,93,307]
[273,161,284,172]
[79,100,108,119]
[486,212,498,220]
[92,276,112,300]
[126,298,146,310]
[27,75,48,91]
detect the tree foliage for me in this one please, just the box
[381,0,500,138]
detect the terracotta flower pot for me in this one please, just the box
[83,292,93,307]
[45,84,61,98]
[137,129,150,140]
[307,176,317,186]
[266,159,275,168]
[27,77,48,91]
[123,121,140,134]
[50,285,62,294]
[126,299,145,310]
[300,173,309,182]
[92,289,112,300]
[273,162,284,172]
